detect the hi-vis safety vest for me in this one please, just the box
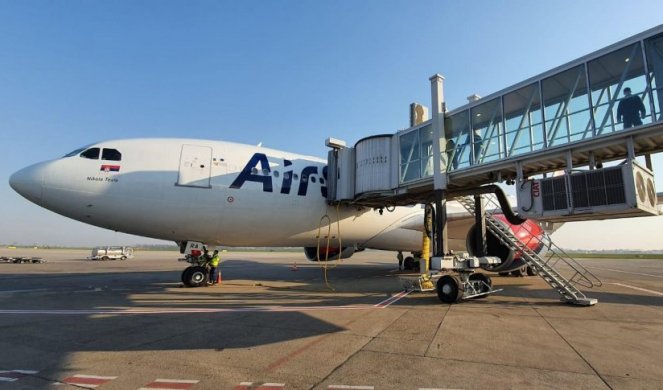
[209,254,220,267]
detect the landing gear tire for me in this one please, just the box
[403,256,415,271]
[181,266,194,285]
[469,273,492,298]
[182,266,208,287]
[436,275,463,303]
[511,266,527,277]
[526,266,537,276]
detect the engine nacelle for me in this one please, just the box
[303,246,356,261]
[466,215,545,272]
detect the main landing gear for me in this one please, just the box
[181,266,208,288]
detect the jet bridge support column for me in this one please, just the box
[474,195,487,257]
[430,74,448,256]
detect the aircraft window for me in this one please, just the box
[301,175,308,182]
[63,147,87,158]
[273,171,280,178]
[311,176,316,183]
[262,168,269,175]
[293,174,299,180]
[80,148,100,160]
[102,148,122,161]
[320,178,325,184]
[284,172,291,180]
[251,167,259,174]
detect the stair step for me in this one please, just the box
[458,195,599,305]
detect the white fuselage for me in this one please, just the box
[10,138,471,251]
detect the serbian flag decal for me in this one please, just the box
[100,164,121,172]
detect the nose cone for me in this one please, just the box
[9,163,45,203]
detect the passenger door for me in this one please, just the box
[177,145,212,188]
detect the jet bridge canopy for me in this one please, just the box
[328,24,663,216]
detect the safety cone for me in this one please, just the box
[291,262,298,271]
[216,271,222,284]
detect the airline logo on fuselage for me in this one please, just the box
[230,153,327,197]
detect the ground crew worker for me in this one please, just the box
[207,249,220,285]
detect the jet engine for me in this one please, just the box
[465,214,546,272]
[303,246,357,261]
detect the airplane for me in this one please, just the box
[9,138,548,286]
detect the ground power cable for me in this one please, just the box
[315,204,344,291]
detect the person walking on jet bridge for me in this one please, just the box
[467,131,483,165]
[617,87,646,129]
[207,250,221,285]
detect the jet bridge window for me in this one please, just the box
[102,148,122,161]
[80,148,100,160]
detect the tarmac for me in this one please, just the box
[0,248,661,389]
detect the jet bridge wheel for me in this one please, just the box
[436,275,463,303]
[469,273,492,299]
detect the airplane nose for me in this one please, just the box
[9,163,45,203]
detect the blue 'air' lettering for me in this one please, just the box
[321,166,328,198]
[230,153,273,192]
[230,153,327,197]
[280,159,293,194]
[298,166,318,196]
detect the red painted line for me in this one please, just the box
[61,375,117,387]
[63,377,108,385]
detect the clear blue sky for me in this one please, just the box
[1,0,662,249]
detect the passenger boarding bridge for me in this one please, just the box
[325,25,663,306]
[328,24,663,216]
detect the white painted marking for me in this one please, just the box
[0,370,38,382]
[0,294,414,316]
[610,282,663,296]
[64,375,118,380]
[153,379,200,383]
[587,266,663,279]
[233,383,285,390]
[328,386,374,389]
[374,290,411,308]
[11,370,38,374]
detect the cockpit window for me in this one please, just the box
[80,148,100,160]
[102,148,122,161]
[63,147,87,158]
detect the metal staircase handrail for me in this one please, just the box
[456,195,600,304]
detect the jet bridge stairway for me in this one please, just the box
[456,195,602,306]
